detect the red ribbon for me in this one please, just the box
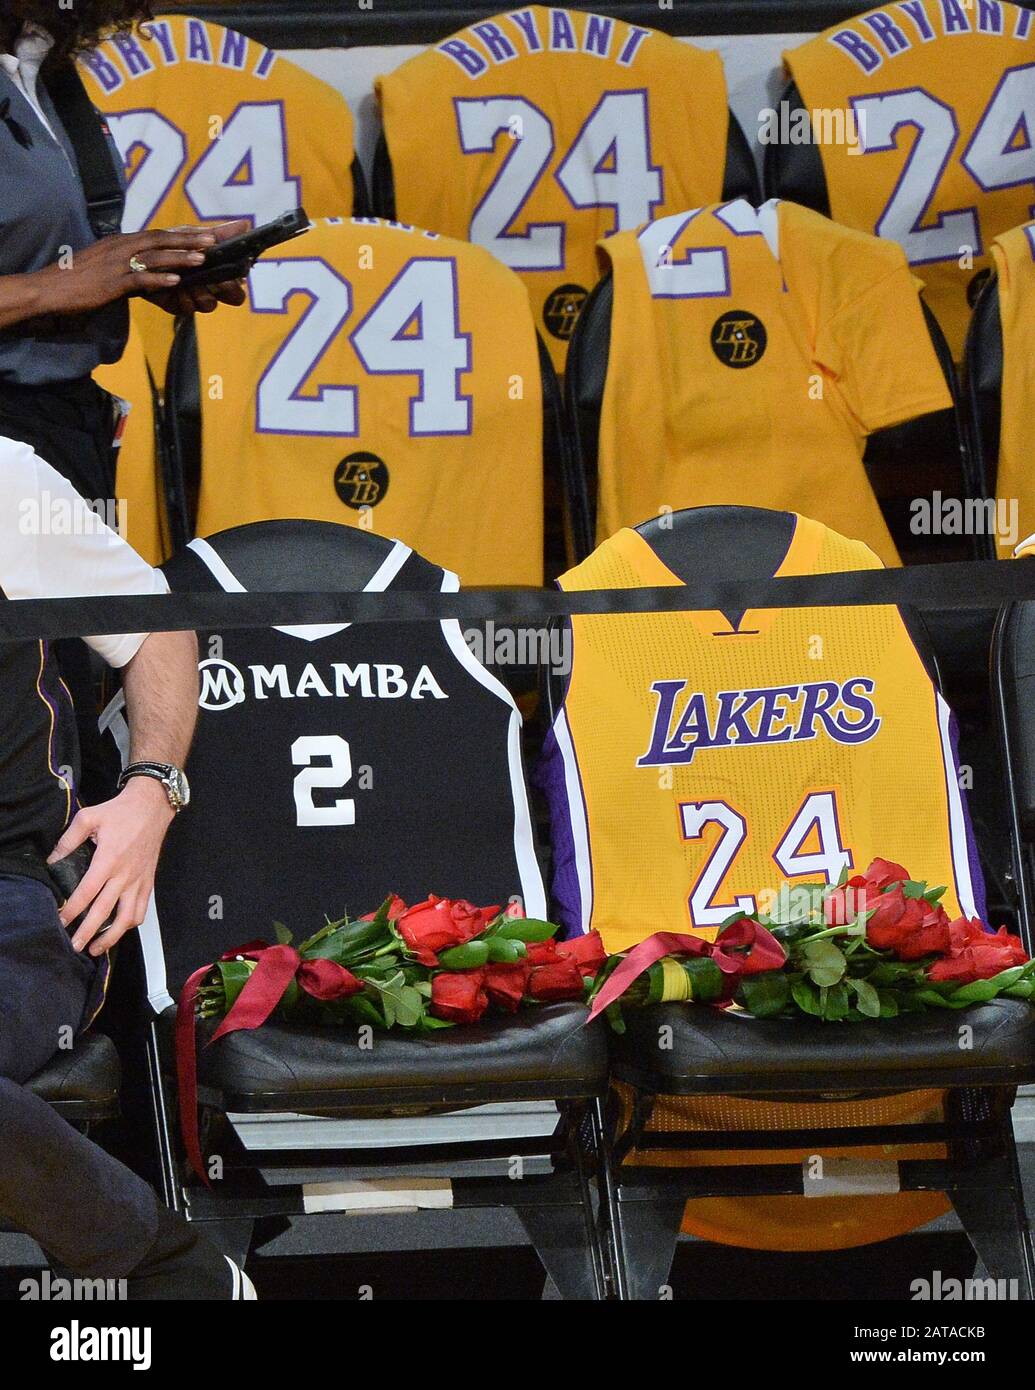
[175,943,362,1185]
[586,919,785,1022]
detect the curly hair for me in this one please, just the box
[0,1,153,62]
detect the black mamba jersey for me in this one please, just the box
[148,522,545,995]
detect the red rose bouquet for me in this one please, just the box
[588,858,1034,1028]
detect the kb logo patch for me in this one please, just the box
[335,452,389,509]
[543,283,588,340]
[710,310,767,368]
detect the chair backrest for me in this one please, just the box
[538,505,983,955]
[963,274,1003,509]
[964,220,1035,560]
[128,520,545,1002]
[374,5,758,372]
[994,600,1035,952]
[164,217,558,586]
[564,198,969,566]
[79,12,366,377]
[774,1,1035,359]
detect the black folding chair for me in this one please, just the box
[116,519,614,1298]
[546,507,1035,1300]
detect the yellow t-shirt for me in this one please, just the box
[377,6,729,371]
[597,199,951,564]
[785,0,1035,359]
[193,217,544,587]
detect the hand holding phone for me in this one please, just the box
[175,207,311,289]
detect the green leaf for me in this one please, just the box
[901,880,929,899]
[877,990,900,1019]
[273,921,294,946]
[848,977,881,1019]
[737,973,792,1018]
[438,940,490,969]
[495,918,559,943]
[803,939,846,988]
[820,982,850,1021]
[791,978,822,1017]
[924,885,947,904]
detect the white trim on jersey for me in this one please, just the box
[437,567,546,919]
[936,690,979,920]
[186,534,414,641]
[553,709,593,935]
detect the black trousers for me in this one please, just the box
[0,376,123,805]
[0,873,233,1297]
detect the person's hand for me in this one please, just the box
[142,218,251,316]
[145,275,247,316]
[31,225,233,316]
[46,778,176,957]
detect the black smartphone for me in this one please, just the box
[176,206,311,289]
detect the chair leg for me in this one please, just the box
[948,1118,1035,1300]
[146,1023,181,1213]
[590,1096,627,1299]
[612,1186,686,1301]
[517,1102,606,1300]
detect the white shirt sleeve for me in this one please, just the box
[0,436,170,668]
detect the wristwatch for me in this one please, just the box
[118,761,191,812]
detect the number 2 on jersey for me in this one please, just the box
[679,791,851,928]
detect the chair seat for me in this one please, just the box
[168,1003,607,1113]
[26,1031,121,1120]
[609,999,1035,1095]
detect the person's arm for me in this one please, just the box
[0,220,249,331]
[48,629,199,954]
[0,438,200,954]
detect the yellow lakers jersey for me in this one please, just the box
[94,311,169,565]
[80,14,358,375]
[543,513,980,1250]
[784,0,1035,359]
[597,199,951,564]
[991,221,1035,558]
[377,6,729,370]
[193,218,544,587]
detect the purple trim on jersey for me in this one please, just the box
[945,701,988,922]
[534,722,585,939]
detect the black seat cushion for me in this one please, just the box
[610,1000,1035,1095]
[26,1032,121,1118]
[169,1003,607,1113]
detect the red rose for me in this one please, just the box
[431,970,489,1023]
[928,926,1028,984]
[824,882,876,927]
[527,958,586,1001]
[556,930,607,974]
[948,916,987,952]
[449,899,501,938]
[526,940,561,966]
[864,886,907,947]
[895,903,952,960]
[397,896,498,964]
[861,858,910,891]
[483,960,531,1013]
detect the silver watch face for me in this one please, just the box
[166,767,191,810]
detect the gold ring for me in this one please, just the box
[128,255,147,273]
